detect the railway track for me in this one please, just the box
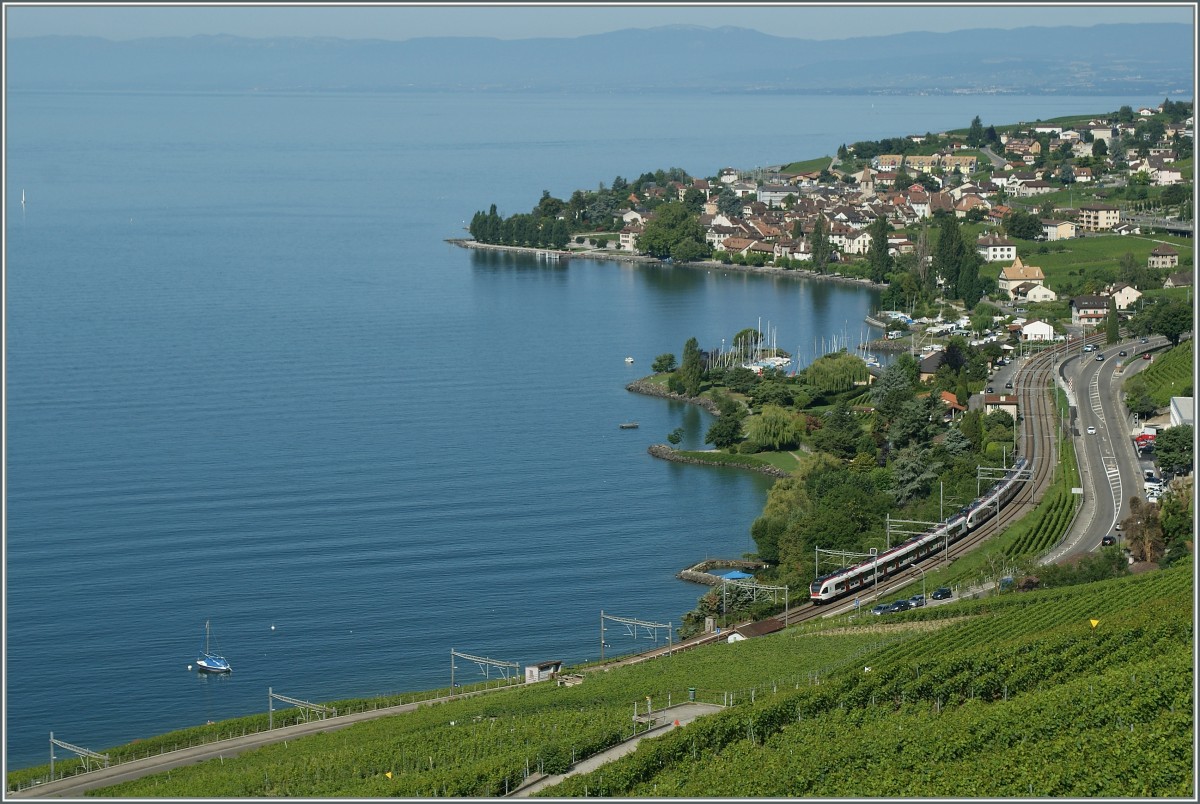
[773,334,1100,627]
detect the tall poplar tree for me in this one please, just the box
[680,337,704,397]
[810,216,832,274]
[932,214,967,299]
[866,215,892,283]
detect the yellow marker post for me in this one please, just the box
[1090,619,1100,629]
[386,772,393,779]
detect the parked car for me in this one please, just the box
[1140,337,1149,344]
[1004,381,1013,389]
[931,587,953,601]
[1101,535,1116,546]
[909,594,926,607]
[1114,523,1123,532]
[870,603,891,616]
[986,386,995,393]
[888,600,913,614]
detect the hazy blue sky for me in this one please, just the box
[5,2,1194,41]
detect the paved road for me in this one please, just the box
[1044,336,1169,563]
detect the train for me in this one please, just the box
[809,459,1028,605]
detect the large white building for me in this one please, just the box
[1170,397,1193,429]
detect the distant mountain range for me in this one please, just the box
[5,23,1194,95]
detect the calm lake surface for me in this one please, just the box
[4,89,1150,768]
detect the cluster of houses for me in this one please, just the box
[614,107,1190,273]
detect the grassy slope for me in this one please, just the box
[34,566,1192,797]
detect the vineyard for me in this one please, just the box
[16,565,1191,797]
[543,565,1193,798]
[1137,342,1194,406]
[1003,420,1080,559]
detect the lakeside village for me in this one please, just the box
[462,99,1194,366]
[461,101,1195,632]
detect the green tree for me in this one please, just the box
[810,400,861,460]
[1123,496,1165,563]
[651,353,677,373]
[745,405,806,451]
[967,115,985,147]
[932,213,968,297]
[866,215,892,283]
[704,391,746,450]
[636,201,708,261]
[666,427,684,446]
[810,216,833,274]
[679,337,704,397]
[1150,300,1192,346]
[1003,209,1043,241]
[716,186,741,217]
[1155,425,1194,476]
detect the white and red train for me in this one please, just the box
[809,459,1028,604]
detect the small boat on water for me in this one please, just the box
[624,356,634,363]
[619,422,639,429]
[195,620,231,674]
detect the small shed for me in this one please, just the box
[716,569,754,581]
[727,619,786,643]
[525,660,563,684]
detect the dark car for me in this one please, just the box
[870,602,891,616]
[986,386,995,393]
[1143,352,1152,360]
[1004,381,1013,389]
[1118,350,1127,357]
[931,587,953,601]
[1101,535,1116,546]
[1095,353,1105,361]
[888,599,913,614]
[1140,337,1149,344]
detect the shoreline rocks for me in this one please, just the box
[447,238,886,289]
[646,443,791,478]
[677,558,768,586]
[625,379,720,414]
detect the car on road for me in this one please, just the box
[909,594,926,607]
[1101,535,1116,546]
[1140,337,1149,344]
[1086,425,1097,434]
[1118,350,1127,356]
[1143,352,1152,360]
[1083,344,1096,352]
[931,587,953,601]
[870,602,891,616]
[986,386,994,393]
[888,600,913,614]
[1095,353,1105,361]
[1114,523,1122,532]
[1004,381,1013,389]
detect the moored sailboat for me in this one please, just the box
[195,620,231,674]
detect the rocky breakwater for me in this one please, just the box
[646,444,790,478]
[677,558,768,586]
[625,379,721,414]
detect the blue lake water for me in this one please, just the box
[3,88,1153,768]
